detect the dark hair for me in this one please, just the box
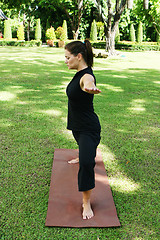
[65,40,93,67]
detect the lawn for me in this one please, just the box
[0,47,159,240]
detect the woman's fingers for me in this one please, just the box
[84,87,101,94]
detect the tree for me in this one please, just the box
[62,19,68,40]
[90,19,97,41]
[149,0,160,40]
[38,0,94,40]
[93,0,152,55]
[17,24,25,40]
[129,23,136,42]
[35,18,41,40]
[137,21,143,43]
[94,0,127,55]
[4,19,12,39]
[96,22,105,40]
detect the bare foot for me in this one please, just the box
[82,202,94,220]
[68,158,79,164]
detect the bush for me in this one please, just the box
[55,26,65,40]
[115,25,120,43]
[115,41,160,51]
[91,41,106,49]
[90,40,160,51]
[4,20,12,39]
[62,20,68,41]
[137,22,143,43]
[129,24,136,42]
[0,39,42,47]
[17,24,24,41]
[157,33,160,43]
[90,20,97,41]
[96,22,104,40]
[35,18,41,40]
[46,27,56,40]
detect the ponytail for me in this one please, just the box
[65,40,93,67]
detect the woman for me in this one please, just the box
[65,40,101,220]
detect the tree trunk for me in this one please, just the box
[27,19,30,41]
[106,23,119,55]
[63,0,83,40]
[73,0,83,40]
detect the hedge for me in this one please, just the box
[0,40,42,47]
[0,39,159,51]
[91,41,160,51]
[115,41,160,51]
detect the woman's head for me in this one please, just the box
[65,40,93,67]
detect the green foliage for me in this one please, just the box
[0,39,42,47]
[91,40,160,51]
[17,24,24,41]
[55,26,65,41]
[90,19,97,41]
[4,20,12,39]
[35,18,41,40]
[62,20,68,41]
[157,33,160,43]
[129,24,136,42]
[115,41,160,51]
[115,25,120,43]
[137,21,143,43]
[46,26,56,40]
[96,22,105,40]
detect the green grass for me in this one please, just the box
[0,47,159,240]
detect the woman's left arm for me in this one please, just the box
[80,74,101,94]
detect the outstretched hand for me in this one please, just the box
[84,87,101,94]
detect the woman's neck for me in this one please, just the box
[77,62,88,72]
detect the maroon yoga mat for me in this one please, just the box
[45,149,120,227]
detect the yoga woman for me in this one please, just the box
[65,40,101,220]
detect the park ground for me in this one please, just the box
[0,47,160,239]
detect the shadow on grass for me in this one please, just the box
[0,49,159,239]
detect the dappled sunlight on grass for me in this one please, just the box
[0,118,13,127]
[109,176,140,193]
[100,143,119,172]
[128,99,146,113]
[112,74,128,79]
[0,91,16,101]
[99,143,140,193]
[37,109,62,117]
[153,81,160,85]
[98,83,124,92]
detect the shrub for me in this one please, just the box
[46,27,56,40]
[157,33,160,43]
[90,20,97,41]
[62,20,68,41]
[35,18,41,40]
[17,24,24,41]
[90,40,160,51]
[0,39,42,47]
[115,25,120,43]
[55,26,65,41]
[96,22,104,40]
[4,20,12,39]
[137,22,143,43]
[129,23,136,42]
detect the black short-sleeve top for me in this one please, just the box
[66,67,101,132]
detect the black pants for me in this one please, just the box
[72,131,101,192]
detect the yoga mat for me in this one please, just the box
[45,149,120,228]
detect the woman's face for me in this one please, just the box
[65,50,79,70]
